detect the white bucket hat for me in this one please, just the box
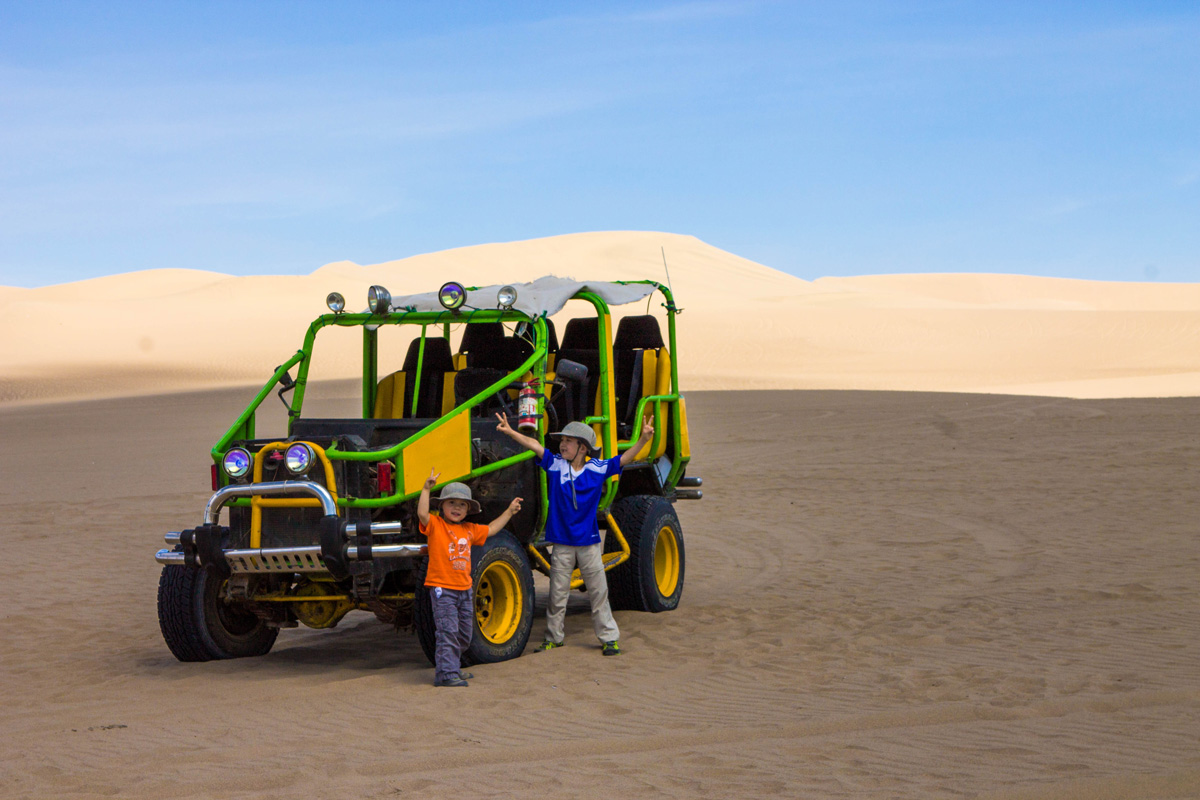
[434,482,481,514]
[548,421,597,450]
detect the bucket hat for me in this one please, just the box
[434,482,481,515]
[548,421,597,450]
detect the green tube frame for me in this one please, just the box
[211,282,691,526]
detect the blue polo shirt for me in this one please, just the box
[538,450,622,546]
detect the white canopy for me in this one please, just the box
[382,276,656,319]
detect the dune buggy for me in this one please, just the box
[155,276,701,665]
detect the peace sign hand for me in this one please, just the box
[423,469,441,491]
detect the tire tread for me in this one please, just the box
[157,565,215,662]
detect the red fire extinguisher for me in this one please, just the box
[518,382,539,433]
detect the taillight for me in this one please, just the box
[211,464,219,491]
[377,461,394,495]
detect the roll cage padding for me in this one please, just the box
[560,317,599,350]
[374,336,455,419]
[613,315,666,351]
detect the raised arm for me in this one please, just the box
[619,419,655,468]
[417,468,440,528]
[487,496,523,537]
[495,412,545,459]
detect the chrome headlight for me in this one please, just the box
[285,443,315,475]
[497,284,517,310]
[438,281,466,310]
[367,285,391,314]
[222,447,252,479]
[326,292,345,313]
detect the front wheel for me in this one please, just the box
[413,530,535,666]
[606,495,685,613]
[157,565,278,661]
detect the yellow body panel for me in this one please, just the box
[373,372,407,419]
[656,349,672,395]
[624,347,673,461]
[678,396,691,459]
[653,349,672,458]
[401,411,472,495]
[440,372,457,416]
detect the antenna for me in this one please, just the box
[660,246,681,313]
[661,246,675,296]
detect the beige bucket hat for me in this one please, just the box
[548,421,598,450]
[434,482,481,514]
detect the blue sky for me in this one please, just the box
[2,1,1198,287]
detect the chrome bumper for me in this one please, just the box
[155,480,425,573]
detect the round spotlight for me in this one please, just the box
[326,292,345,313]
[367,285,391,314]
[285,443,315,475]
[497,285,518,310]
[222,447,252,479]
[438,281,466,310]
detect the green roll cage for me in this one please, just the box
[210,280,690,533]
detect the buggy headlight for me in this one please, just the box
[326,292,345,313]
[497,285,517,310]
[367,285,391,314]
[438,281,466,310]
[222,447,252,479]
[285,443,315,475]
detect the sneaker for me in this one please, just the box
[459,672,474,680]
[534,640,564,652]
[602,641,621,656]
[435,676,469,687]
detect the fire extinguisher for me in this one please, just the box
[518,382,539,433]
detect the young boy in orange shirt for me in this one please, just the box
[418,469,522,687]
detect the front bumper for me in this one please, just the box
[154,480,426,575]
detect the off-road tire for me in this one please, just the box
[413,530,535,666]
[157,565,278,661]
[413,558,437,664]
[158,565,212,662]
[606,495,685,613]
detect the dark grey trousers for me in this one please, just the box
[431,586,474,682]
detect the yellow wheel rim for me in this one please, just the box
[475,561,522,644]
[654,525,680,597]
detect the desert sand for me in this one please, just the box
[1,387,1199,798]
[2,232,1200,797]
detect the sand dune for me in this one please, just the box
[4,231,1200,405]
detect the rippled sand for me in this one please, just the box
[2,388,1198,798]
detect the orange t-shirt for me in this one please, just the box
[419,515,489,590]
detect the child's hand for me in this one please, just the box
[640,419,655,440]
[507,497,523,516]
[495,412,513,434]
[423,469,440,491]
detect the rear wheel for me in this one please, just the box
[157,565,278,661]
[607,495,685,613]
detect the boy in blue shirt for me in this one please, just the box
[496,414,654,656]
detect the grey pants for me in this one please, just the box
[431,586,474,682]
[546,542,620,644]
